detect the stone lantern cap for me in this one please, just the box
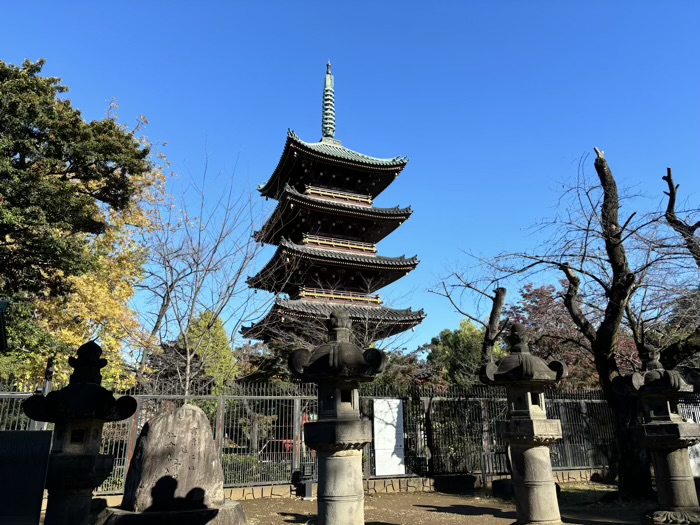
[481,324,567,387]
[632,349,693,397]
[22,341,136,423]
[289,310,386,383]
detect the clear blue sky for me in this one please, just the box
[3,2,699,350]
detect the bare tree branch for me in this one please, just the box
[663,167,700,269]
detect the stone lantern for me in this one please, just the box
[481,323,568,525]
[289,310,386,525]
[632,351,700,525]
[22,342,137,525]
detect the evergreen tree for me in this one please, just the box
[424,320,484,387]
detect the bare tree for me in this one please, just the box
[650,168,700,369]
[134,168,268,395]
[663,168,700,269]
[436,150,700,498]
[440,149,690,497]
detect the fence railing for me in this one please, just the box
[0,381,631,494]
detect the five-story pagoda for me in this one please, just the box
[244,63,424,346]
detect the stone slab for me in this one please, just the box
[122,404,224,512]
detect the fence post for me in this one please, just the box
[580,400,597,469]
[480,398,491,489]
[215,395,225,458]
[551,399,568,469]
[293,396,301,473]
[123,398,141,494]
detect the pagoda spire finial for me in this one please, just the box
[322,61,336,140]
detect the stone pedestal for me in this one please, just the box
[317,449,365,524]
[96,501,247,525]
[633,356,700,525]
[305,418,371,525]
[44,454,114,525]
[501,419,563,525]
[640,423,700,524]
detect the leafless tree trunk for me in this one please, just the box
[558,149,635,400]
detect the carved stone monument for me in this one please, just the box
[481,324,567,525]
[632,351,700,525]
[289,310,386,525]
[100,404,246,524]
[22,341,137,525]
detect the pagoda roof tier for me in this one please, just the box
[254,185,412,245]
[247,239,418,295]
[258,131,408,200]
[241,299,425,344]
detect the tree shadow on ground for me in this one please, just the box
[278,512,396,525]
[278,512,314,524]
[560,509,646,525]
[413,503,515,519]
[415,503,641,525]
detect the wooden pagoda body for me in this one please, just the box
[244,64,424,346]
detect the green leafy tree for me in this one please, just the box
[424,320,485,388]
[147,311,237,394]
[0,59,151,297]
[371,347,429,389]
[0,59,155,383]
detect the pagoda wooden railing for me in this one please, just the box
[304,185,373,206]
[302,234,377,254]
[298,287,382,305]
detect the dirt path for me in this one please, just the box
[240,489,653,525]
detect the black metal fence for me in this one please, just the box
[0,381,628,494]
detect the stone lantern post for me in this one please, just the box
[632,352,700,525]
[289,311,386,525]
[481,324,568,525]
[22,341,137,525]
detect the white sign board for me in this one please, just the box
[373,398,405,476]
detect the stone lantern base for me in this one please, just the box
[500,419,563,525]
[643,509,700,525]
[44,454,114,525]
[640,422,700,525]
[305,418,371,525]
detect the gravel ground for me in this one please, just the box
[240,486,655,525]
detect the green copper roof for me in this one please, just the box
[287,130,408,168]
